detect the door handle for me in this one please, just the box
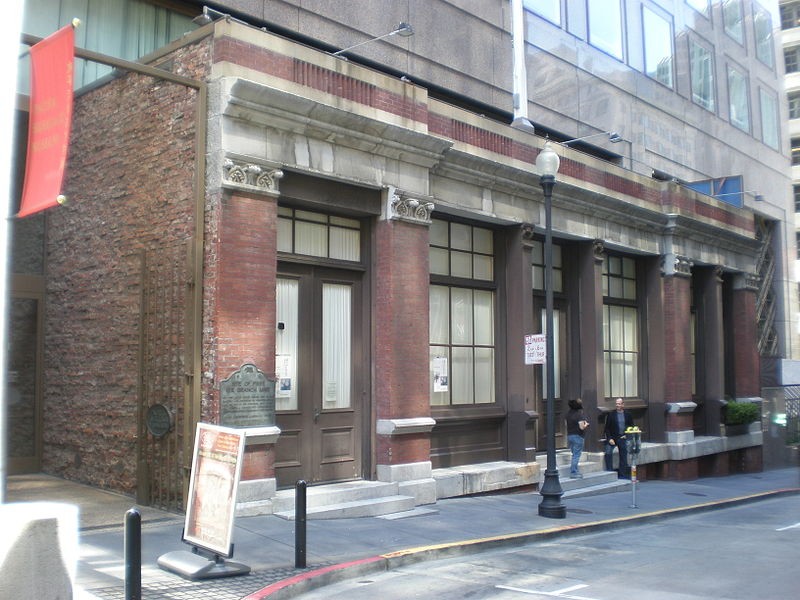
[314,408,321,423]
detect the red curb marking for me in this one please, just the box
[242,555,385,599]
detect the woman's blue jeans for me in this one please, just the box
[567,434,584,474]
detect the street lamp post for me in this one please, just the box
[536,141,566,519]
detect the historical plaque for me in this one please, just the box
[146,403,174,438]
[219,364,276,428]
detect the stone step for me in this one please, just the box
[271,480,399,514]
[274,494,416,520]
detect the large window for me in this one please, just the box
[642,7,674,88]
[785,46,800,73]
[523,0,560,26]
[753,4,774,68]
[727,66,750,132]
[21,0,197,91]
[794,185,800,212]
[690,40,715,112]
[792,139,800,166]
[277,207,361,262]
[587,0,623,59]
[430,220,496,406]
[781,2,800,30]
[722,0,744,44]
[790,92,800,120]
[760,89,780,150]
[603,255,639,399]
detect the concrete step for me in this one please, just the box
[271,480,400,514]
[274,494,416,520]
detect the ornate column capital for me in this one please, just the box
[592,239,605,264]
[385,187,435,224]
[222,158,284,196]
[661,254,693,277]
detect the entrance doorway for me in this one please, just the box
[274,265,365,488]
[534,303,568,452]
[5,278,44,474]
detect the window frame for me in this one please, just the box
[689,38,716,113]
[753,3,774,68]
[602,254,641,400]
[642,5,675,89]
[722,0,745,45]
[760,88,780,150]
[726,63,750,133]
[586,0,624,61]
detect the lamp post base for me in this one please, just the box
[537,468,566,518]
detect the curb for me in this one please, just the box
[245,488,800,600]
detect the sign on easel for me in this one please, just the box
[158,423,250,579]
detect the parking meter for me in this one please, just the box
[625,426,642,508]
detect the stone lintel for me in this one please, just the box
[376,417,436,436]
[665,401,697,414]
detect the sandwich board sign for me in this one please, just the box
[158,423,250,579]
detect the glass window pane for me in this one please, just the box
[474,348,495,404]
[450,223,472,251]
[295,221,327,257]
[624,307,639,349]
[330,215,359,228]
[532,265,544,290]
[686,0,709,16]
[552,244,562,268]
[553,269,563,293]
[609,352,625,397]
[276,278,299,411]
[690,40,715,112]
[322,283,351,409]
[609,306,624,349]
[330,227,360,261]
[451,347,474,404]
[277,217,292,252]
[727,67,750,132]
[473,254,493,281]
[473,227,493,254]
[532,240,543,264]
[473,290,494,345]
[643,7,674,88]
[523,0,561,26]
[451,288,473,345]
[761,89,780,150]
[430,219,448,246]
[622,257,635,278]
[430,347,450,406]
[588,0,623,59]
[429,286,450,344]
[609,278,623,298]
[451,251,472,278]
[755,7,774,67]
[295,209,327,223]
[722,0,744,44]
[430,247,450,276]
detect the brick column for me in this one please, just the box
[374,189,436,503]
[731,274,761,398]
[698,266,725,435]
[662,257,696,437]
[214,179,281,513]
[577,240,605,450]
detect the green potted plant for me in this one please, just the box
[724,401,760,436]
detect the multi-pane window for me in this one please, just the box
[792,139,800,166]
[643,7,674,88]
[794,185,800,212]
[531,241,563,293]
[277,207,361,262]
[781,2,800,30]
[429,220,496,406]
[587,0,623,60]
[727,66,750,132]
[722,0,744,44]
[796,232,800,259]
[754,5,774,68]
[690,40,715,112]
[785,46,800,73]
[603,255,639,399]
[760,89,780,150]
[523,0,560,26]
[790,92,800,120]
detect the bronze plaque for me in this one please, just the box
[220,364,276,428]
[146,403,173,438]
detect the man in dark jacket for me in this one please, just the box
[604,397,634,478]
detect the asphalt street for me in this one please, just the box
[289,493,800,599]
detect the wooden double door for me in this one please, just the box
[274,264,366,488]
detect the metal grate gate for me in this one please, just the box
[137,243,192,512]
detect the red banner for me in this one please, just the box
[18,25,75,218]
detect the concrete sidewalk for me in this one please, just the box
[7,467,800,600]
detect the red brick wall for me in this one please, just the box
[731,288,760,398]
[374,218,431,465]
[41,40,210,494]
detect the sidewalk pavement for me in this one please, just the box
[8,467,800,600]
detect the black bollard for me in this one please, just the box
[124,508,142,600]
[295,480,307,568]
